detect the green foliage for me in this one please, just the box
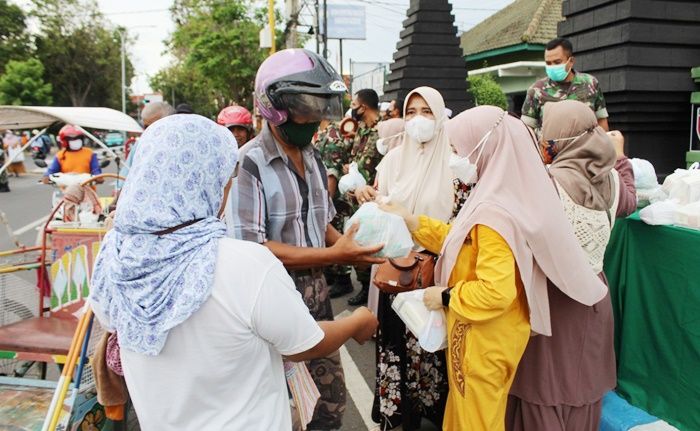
[0,58,53,105]
[0,0,31,73]
[151,0,282,118]
[30,0,135,108]
[467,74,508,110]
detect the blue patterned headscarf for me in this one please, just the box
[90,114,238,355]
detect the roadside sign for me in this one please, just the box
[320,5,366,40]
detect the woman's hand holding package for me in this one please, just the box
[423,286,448,310]
[331,222,386,265]
[355,185,378,204]
[379,202,419,232]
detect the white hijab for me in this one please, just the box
[375,87,455,221]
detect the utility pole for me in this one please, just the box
[322,0,328,59]
[269,0,276,54]
[286,0,299,48]
[339,39,344,76]
[118,30,126,114]
[315,0,320,54]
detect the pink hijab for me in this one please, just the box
[377,118,405,152]
[438,106,607,336]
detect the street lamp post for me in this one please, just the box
[115,26,154,115]
[118,30,126,114]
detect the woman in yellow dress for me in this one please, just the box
[383,106,608,430]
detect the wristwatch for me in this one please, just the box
[441,287,453,307]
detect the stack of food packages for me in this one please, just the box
[634,161,700,229]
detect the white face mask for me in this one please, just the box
[405,115,436,143]
[68,139,83,151]
[449,114,504,184]
[449,111,507,184]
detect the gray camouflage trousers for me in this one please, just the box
[289,270,346,430]
[0,152,8,190]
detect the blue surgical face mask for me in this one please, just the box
[546,59,571,82]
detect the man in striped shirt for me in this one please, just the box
[229,49,384,430]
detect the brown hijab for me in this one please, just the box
[542,100,617,211]
[439,106,607,336]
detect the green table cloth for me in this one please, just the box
[604,213,700,430]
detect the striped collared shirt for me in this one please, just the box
[228,124,335,248]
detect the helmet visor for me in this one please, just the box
[280,93,343,123]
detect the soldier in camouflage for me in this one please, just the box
[316,89,382,306]
[522,38,609,139]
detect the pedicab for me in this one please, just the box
[0,106,141,430]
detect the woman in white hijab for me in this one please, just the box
[355,87,468,430]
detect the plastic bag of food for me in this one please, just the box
[675,202,700,230]
[392,290,447,352]
[338,162,367,195]
[344,202,412,258]
[663,167,700,205]
[636,186,667,208]
[629,158,658,190]
[639,200,678,226]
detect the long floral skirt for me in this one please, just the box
[372,291,448,430]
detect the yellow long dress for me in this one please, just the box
[412,216,531,431]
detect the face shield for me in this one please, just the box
[279,93,344,123]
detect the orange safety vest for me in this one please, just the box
[56,148,94,174]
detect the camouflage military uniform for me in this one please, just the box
[316,121,381,286]
[521,70,608,129]
[315,123,354,280]
[350,121,382,186]
[347,122,382,287]
[0,150,9,192]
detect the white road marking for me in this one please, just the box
[12,216,48,236]
[335,310,380,431]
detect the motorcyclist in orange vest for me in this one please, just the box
[42,125,103,184]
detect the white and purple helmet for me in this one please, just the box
[254,49,347,126]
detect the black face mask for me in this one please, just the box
[278,120,321,148]
[351,106,364,122]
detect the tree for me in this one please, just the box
[0,0,31,73]
[151,0,281,117]
[30,0,135,108]
[0,58,53,105]
[467,74,508,110]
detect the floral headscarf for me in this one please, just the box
[90,114,238,355]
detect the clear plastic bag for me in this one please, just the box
[675,202,700,230]
[344,202,413,258]
[391,290,447,352]
[629,158,658,190]
[639,200,679,226]
[662,164,700,205]
[338,162,367,195]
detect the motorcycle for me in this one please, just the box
[30,137,51,160]
[33,159,112,221]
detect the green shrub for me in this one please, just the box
[467,74,507,110]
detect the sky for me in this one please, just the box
[20,0,515,94]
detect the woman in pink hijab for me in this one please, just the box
[383,105,607,430]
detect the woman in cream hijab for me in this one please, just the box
[355,87,464,430]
